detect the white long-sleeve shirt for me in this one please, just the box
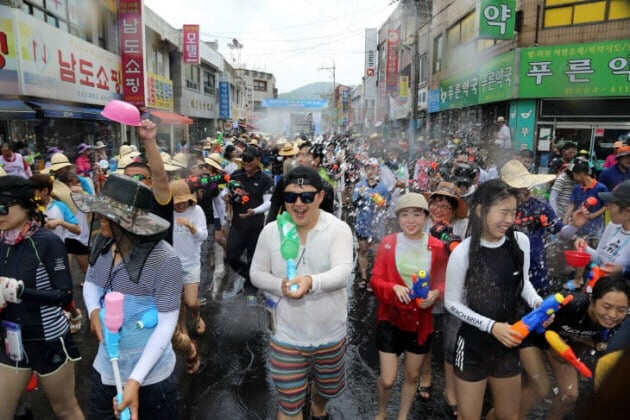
[172,204,208,271]
[445,232,542,334]
[250,210,353,347]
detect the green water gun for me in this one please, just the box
[277,211,300,292]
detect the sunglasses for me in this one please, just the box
[131,174,151,181]
[0,200,19,216]
[283,191,317,204]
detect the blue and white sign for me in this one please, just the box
[261,99,328,109]
[427,89,440,113]
[219,81,230,119]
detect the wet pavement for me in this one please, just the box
[22,260,592,419]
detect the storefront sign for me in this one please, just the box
[479,50,515,104]
[386,29,400,93]
[147,72,173,111]
[219,81,230,119]
[520,40,630,98]
[183,24,200,64]
[0,8,19,95]
[427,89,440,113]
[509,99,536,151]
[439,72,479,110]
[364,28,377,101]
[479,0,516,40]
[118,0,146,106]
[12,6,121,104]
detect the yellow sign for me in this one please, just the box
[147,72,174,111]
[399,76,409,98]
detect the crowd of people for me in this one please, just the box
[1,102,630,420]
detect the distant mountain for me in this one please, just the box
[278,82,335,100]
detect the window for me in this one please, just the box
[544,0,630,27]
[253,79,267,92]
[203,71,216,95]
[433,35,443,73]
[419,54,427,83]
[185,64,200,90]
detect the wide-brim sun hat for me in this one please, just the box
[71,173,169,236]
[118,145,141,160]
[95,141,106,149]
[426,181,468,219]
[205,153,224,172]
[41,153,73,174]
[115,154,140,174]
[278,143,299,156]
[172,152,188,168]
[501,159,556,190]
[77,143,92,154]
[170,179,196,205]
[101,99,142,126]
[160,152,182,172]
[396,192,429,213]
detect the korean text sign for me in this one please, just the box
[219,81,230,119]
[519,40,630,98]
[118,0,146,106]
[183,24,200,65]
[478,0,516,40]
[147,72,173,110]
[385,29,400,94]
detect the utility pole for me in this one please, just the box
[319,62,336,133]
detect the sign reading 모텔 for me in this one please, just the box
[519,40,630,98]
[183,24,200,64]
[478,0,516,40]
[118,0,146,106]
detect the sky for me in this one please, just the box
[144,0,397,93]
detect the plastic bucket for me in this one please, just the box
[564,250,590,267]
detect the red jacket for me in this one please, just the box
[370,233,448,345]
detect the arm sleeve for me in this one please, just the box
[128,309,179,385]
[191,207,208,242]
[253,193,272,215]
[22,235,72,307]
[250,225,283,296]
[549,188,560,214]
[266,182,284,223]
[83,279,101,317]
[516,232,543,308]
[444,242,496,333]
[310,221,354,293]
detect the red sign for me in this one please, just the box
[183,24,200,64]
[118,0,145,106]
[386,29,400,94]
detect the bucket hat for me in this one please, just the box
[41,153,73,174]
[396,192,429,213]
[170,179,196,205]
[77,143,92,154]
[501,160,556,190]
[71,173,169,236]
[426,182,468,219]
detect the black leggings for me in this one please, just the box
[226,223,263,287]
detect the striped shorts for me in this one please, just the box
[270,337,347,416]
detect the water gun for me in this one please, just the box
[585,263,608,293]
[277,211,300,292]
[99,292,131,420]
[186,173,230,191]
[227,180,250,204]
[217,132,223,145]
[136,307,158,329]
[514,211,550,229]
[545,330,593,379]
[584,197,598,211]
[429,222,461,252]
[408,270,430,307]
[510,293,574,339]
[371,192,386,207]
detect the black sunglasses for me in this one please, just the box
[0,200,19,216]
[131,174,151,181]
[283,191,317,204]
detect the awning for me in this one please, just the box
[27,101,107,120]
[148,109,193,125]
[0,100,36,120]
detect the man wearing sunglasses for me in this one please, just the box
[225,145,273,294]
[251,166,353,420]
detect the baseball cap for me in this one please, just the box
[284,166,323,191]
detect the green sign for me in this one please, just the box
[519,40,630,98]
[509,99,536,151]
[439,72,479,110]
[479,50,516,104]
[479,0,516,40]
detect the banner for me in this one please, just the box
[0,7,19,95]
[219,81,230,119]
[385,29,400,94]
[183,24,200,64]
[147,72,173,110]
[399,75,409,98]
[519,40,630,98]
[364,28,377,101]
[11,5,121,104]
[118,0,146,106]
[479,0,516,40]
[261,99,328,109]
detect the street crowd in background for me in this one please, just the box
[1,100,630,420]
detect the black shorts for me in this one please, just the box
[520,332,549,349]
[0,332,81,376]
[453,324,520,381]
[376,321,433,355]
[64,238,89,255]
[443,312,462,364]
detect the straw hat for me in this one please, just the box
[95,141,106,149]
[501,160,556,189]
[41,153,73,174]
[275,137,288,146]
[248,138,259,146]
[426,181,468,219]
[160,152,182,172]
[205,153,224,172]
[118,145,140,160]
[172,152,188,168]
[115,154,140,173]
[278,143,299,156]
[170,179,196,205]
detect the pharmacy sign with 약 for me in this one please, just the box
[478,0,516,40]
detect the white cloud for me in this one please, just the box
[144,0,396,92]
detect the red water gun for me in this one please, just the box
[545,330,593,378]
[584,197,598,211]
[585,263,608,293]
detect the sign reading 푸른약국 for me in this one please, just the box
[478,0,516,40]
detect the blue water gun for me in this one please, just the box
[511,293,574,339]
[99,292,131,420]
[408,270,430,307]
